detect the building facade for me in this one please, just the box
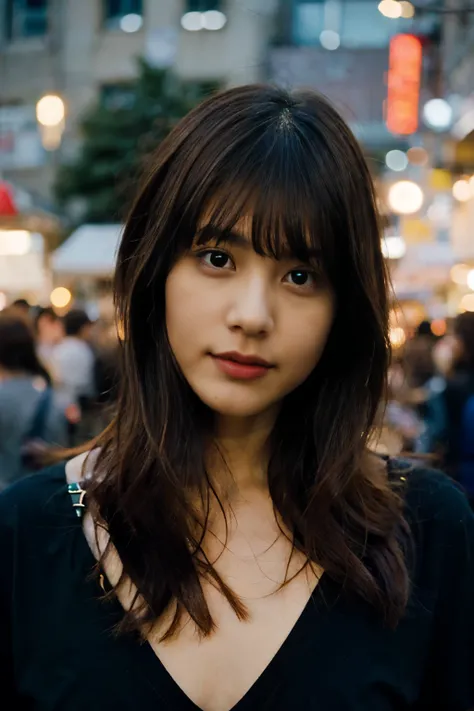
[0,0,276,201]
[269,0,414,149]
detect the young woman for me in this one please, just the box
[0,85,472,711]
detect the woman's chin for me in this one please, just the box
[196,389,276,419]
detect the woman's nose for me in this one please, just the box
[226,276,274,337]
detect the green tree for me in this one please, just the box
[56,60,217,224]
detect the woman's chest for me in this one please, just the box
[15,565,435,711]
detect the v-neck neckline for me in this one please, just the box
[136,588,325,711]
[60,463,336,711]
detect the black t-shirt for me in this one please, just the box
[0,461,473,710]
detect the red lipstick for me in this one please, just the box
[211,351,273,380]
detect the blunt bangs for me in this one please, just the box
[161,94,361,283]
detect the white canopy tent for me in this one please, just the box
[51,224,123,278]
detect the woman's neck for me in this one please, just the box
[209,408,279,500]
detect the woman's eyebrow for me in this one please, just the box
[196,224,249,248]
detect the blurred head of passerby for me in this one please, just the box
[416,320,436,340]
[64,309,94,343]
[403,335,436,389]
[0,312,66,487]
[34,307,65,379]
[11,298,31,314]
[35,307,65,348]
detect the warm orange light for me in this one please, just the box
[50,287,72,308]
[431,319,447,337]
[461,294,474,312]
[386,34,422,135]
[390,326,407,348]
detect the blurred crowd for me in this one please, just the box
[0,300,119,489]
[381,312,474,505]
[2,297,474,504]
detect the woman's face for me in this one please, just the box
[165,218,335,419]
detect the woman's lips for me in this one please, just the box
[210,354,272,380]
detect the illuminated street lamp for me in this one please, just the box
[36,94,66,151]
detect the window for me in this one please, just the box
[292,0,403,48]
[292,0,324,46]
[103,0,143,29]
[5,0,48,40]
[340,1,402,48]
[185,1,222,10]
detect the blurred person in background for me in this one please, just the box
[383,332,438,455]
[35,306,65,374]
[442,313,474,495]
[418,313,474,497]
[0,312,66,489]
[11,298,31,317]
[52,308,96,405]
[51,308,97,445]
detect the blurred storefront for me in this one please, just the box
[50,223,122,319]
[268,0,427,149]
[0,180,62,305]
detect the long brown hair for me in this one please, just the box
[87,85,410,640]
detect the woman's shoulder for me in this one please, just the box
[0,448,99,517]
[0,462,69,528]
[390,458,474,546]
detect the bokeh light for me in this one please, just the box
[453,179,471,202]
[400,1,415,18]
[390,326,407,348]
[423,98,453,131]
[381,236,407,260]
[202,10,227,30]
[50,287,72,309]
[467,269,474,291]
[451,263,472,285]
[407,146,428,165]
[320,30,341,50]
[36,95,65,127]
[181,12,202,31]
[461,294,474,312]
[378,0,402,18]
[385,150,408,172]
[120,14,143,33]
[388,181,424,214]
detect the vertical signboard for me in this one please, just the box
[386,34,422,136]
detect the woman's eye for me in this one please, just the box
[199,250,233,270]
[285,269,317,288]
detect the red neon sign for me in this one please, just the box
[386,34,422,136]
